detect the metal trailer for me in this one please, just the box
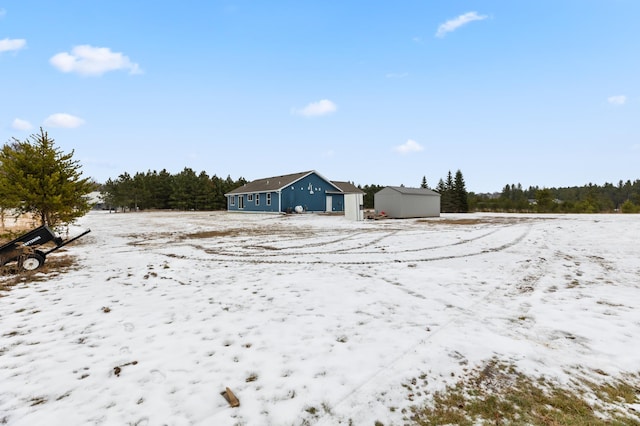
[0,225,91,272]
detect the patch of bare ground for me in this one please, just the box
[125,232,176,246]
[0,255,78,294]
[124,227,316,245]
[407,359,640,425]
[416,217,553,226]
[179,227,315,239]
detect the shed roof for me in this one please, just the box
[380,186,441,196]
[225,170,342,195]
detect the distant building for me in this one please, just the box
[374,186,441,218]
[225,170,364,220]
[86,191,105,210]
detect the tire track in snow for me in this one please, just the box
[246,230,389,252]
[201,227,503,258]
[217,230,400,256]
[164,225,530,266]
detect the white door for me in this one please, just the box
[325,195,332,212]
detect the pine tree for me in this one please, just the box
[0,128,95,226]
[443,171,455,212]
[453,169,469,213]
[420,176,429,189]
[535,188,554,212]
[170,167,200,210]
[436,177,452,213]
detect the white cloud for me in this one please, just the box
[292,99,337,117]
[11,118,32,131]
[0,9,6,18]
[0,38,26,53]
[607,95,627,106]
[50,45,142,76]
[43,113,85,128]
[436,11,488,38]
[394,139,424,154]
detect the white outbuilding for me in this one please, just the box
[330,181,365,221]
[374,186,441,218]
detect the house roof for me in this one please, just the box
[225,170,343,195]
[329,181,364,194]
[380,186,441,196]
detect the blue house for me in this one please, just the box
[225,170,363,215]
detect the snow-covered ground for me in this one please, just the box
[1,211,639,425]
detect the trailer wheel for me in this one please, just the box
[20,253,45,271]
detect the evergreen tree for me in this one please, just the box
[434,177,449,213]
[170,167,199,210]
[101,178,119,211]
[150,169,174,209]
[535,188,554,212]
[445,171,454,193]
[453,169,469,213]
[361,184,385,209]
[195,171,215,210]
[440,172,455,212]
[0,128,95,226]
[132,171,152,210]
[500,184,512,200]
[210,174,226,210]
[420,176,429,189]
[115,172,134,211]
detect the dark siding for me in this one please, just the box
[331,194,344,211]
[279,173,334,212]
[228,191,280,212]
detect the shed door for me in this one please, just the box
[326,195,332,212]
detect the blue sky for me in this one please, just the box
[1,1,638,192]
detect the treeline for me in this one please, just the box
[470,180,640,213]
[102,168,470,213]
[100,168,246,211]
[100,167,640,214]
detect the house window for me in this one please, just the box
[266,193,271,206]
[255,194,260,206]
[238,195,244,209]
[230,196,235,206]
[248,194,253,202]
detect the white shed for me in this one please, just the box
[344,193,364,221]
[332,181,365,221]
[374,186,441,218]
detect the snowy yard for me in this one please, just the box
[1,211,639,425]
